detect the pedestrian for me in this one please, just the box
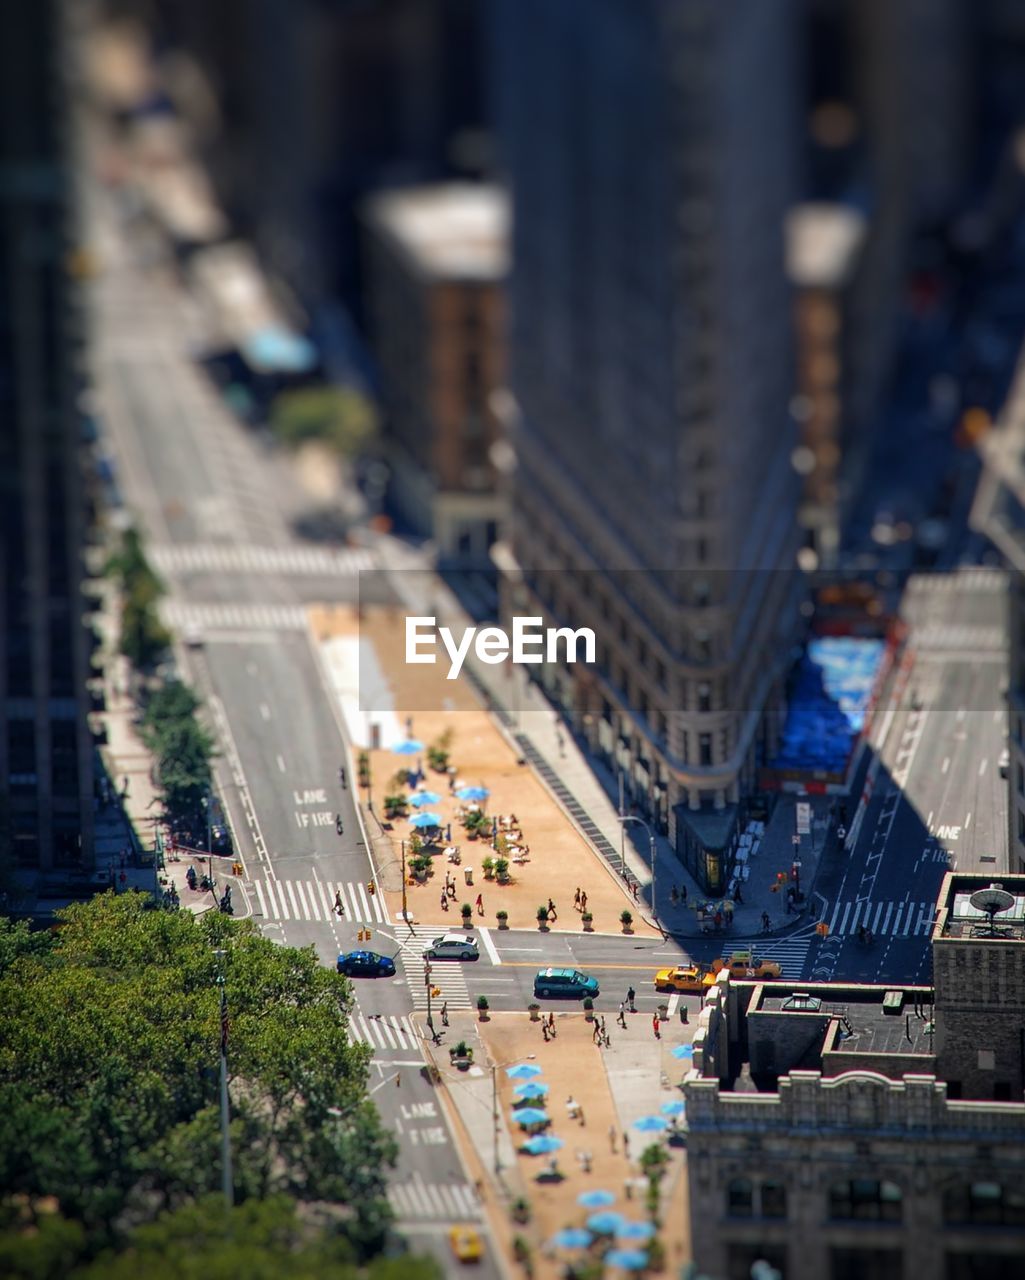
[724,899,734,925]
[627,985,636,1012]
[599,1014,607,1038]
[680,883,688,905]
[652,1012,660,1039]
[670,885,679,905]
[441,1002,449,1027]
[334,890,345,917]
[609,1125,618,1153]
[339,765,347,788]
[119,870,127,889]
[577,1104,585,1125]
[475,892,484,916]
[623,1132,630,1158]
[714,910,723,930]
[734,883,743,904]
[556,728,565,756]
[547,1011,556,1035]
[547,897,558,921]
[121,775,129,796]
[762,911,771,932]
[574,887,582,911]
[441,890,449,911]
[406,715,414,738]
[448,878,457,899]
[592,1021,602,1044]
[580,890,588,912]
[543,1021,551,1042]
[631,880,639,902]
[581,1150,592,1173]
[617,1001,627,1028]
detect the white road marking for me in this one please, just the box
[478,928,502,966]
[285,880,300,917]
[956,707,966,722]
[942,757,950,774]
[979,758,988,777]
[295,880,312,921]
[260,703,271,720]
[965,811,972,829]
[276,754,287,772]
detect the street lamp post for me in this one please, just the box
[212,948,233,1210]
[618,813,657,923]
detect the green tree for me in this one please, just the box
[108,528,170,670]
[270,386,379,459]
[0,896,398,1270]
[140,682,214,828]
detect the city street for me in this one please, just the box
[85,154,499,1276]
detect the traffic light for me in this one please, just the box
[431,986,441,998]
[366,881,376,896]
[356,928,371,942]
[816,922,830,938]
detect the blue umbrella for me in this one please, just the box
[523,1134,564,1155]
[671,1043,695,1060]
[409,812,442,829]
[616,1221,656,1241]
[514,1107,550,1126]
[633,1115,668,1133]
[392,740,423,755]
[409,791,441,807]
[577,1189,616,1209]
[550,1228,593,1249]
[586,1211,625,1235]
[513,1081,549,1101]
[606,1248,649,1271]
[660,1100,686,1117]
[456,785,490,801]
[506,1062,543,1080]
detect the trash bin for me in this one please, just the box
[464,866,473,886]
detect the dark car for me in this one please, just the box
[210,823,233,854]
[337,950,397,978]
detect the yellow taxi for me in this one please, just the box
[654,964,709,993]
[449,1225,484,1264]
[712,950,782,980]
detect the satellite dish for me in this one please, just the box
[969,883,1015,935]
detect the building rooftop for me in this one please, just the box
[936,873,1025,941]
[785,202,867,289]
[364,183,509,282]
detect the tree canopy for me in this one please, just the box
[270,386,379,459]
[0,899,432,1278]
[140,681,214,831]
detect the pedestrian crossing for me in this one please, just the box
[387,1175,481,1223]
[913,623,1005,652]
[149,541,376,578]
[907,569,1006,595]
[348,1011,422,1055]
[251,877,390,925]
[722,935,812,979]
[398,925,475,1011]
[161,600,310,633]
[825,898,935,938]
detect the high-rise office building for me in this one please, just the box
[492,0,802,892]
[0,2,95,872]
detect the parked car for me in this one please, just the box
[336,950,397,978]
[210,823,233,854]
[654,964,709,994]
[424,934,479,961]
[999,746,1010,778]
[533,967,599,999]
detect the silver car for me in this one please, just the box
[424,933,479,961]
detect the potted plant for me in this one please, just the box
[511,1196,531,1224]
[461,902,473,925]
[495,857,510,883]
[581,910,594,931]
[527,1002,541,1022]
[477,994,490,1021]
[494,832,509,858]
[497,909,510,930]
[482,856,495,880]
[427,729,453,773]
[357,750,371,789]
[409,833,423,856]
[620,909,634,934]
[583,996,594,1021]
[657,1002,668,1022]
[449,1039,473,1069]
[410,854,432,881]
[536,905,549,931]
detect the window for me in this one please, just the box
[726,1178,753,1218]
[830,1249,902,1280]
[698,682,711,713]
[943,1182,1025,1227]
[761,1180,787,1219]
[828,1179,902,1223]
[682,731,689,765]
[699,733,713,767]
[1018,763,1024,796]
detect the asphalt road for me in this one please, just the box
[809,570,1008,987]
[86,168,500,1277]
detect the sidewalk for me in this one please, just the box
[373,537,835,941]
[425,1008,691,1279]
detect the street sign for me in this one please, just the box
[792,834,801,846]
[796,802,811,835]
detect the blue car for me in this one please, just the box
[337,950,397,978]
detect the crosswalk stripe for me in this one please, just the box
[838,902,851,934]
[870,902,884,932]
[264,878,282,917]
[426,1185,446,1216]
[295,881,312,921]
[254,880,268,917]
[313,879,332,917]
[250,878,388,924]
[356,882,373,919]
[284,881,299,918]
[881,902,894,933]
[387,1181,481,1221]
